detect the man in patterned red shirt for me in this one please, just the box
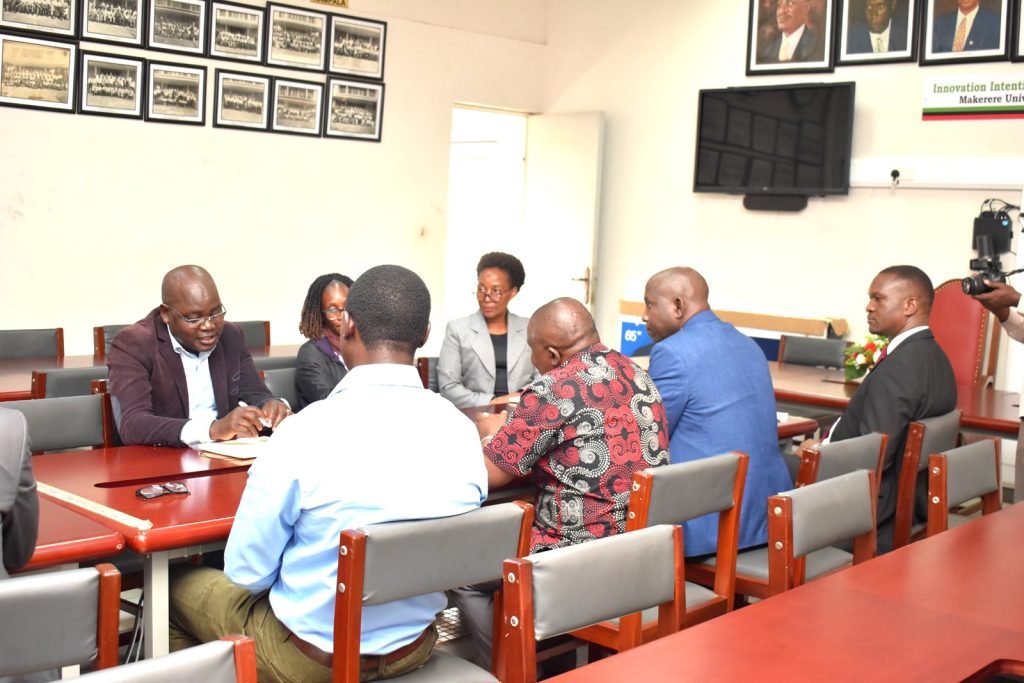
[455,297,670,667]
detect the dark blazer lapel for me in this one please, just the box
[155,314,190,416]
[208,344,230,417]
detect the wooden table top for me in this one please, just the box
[549,503,1024,682]
[22,498,126,571]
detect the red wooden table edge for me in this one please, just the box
[23,533,126,571]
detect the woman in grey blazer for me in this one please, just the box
[295,272,354,411]
[438,252,538,408]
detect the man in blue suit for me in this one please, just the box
[642,267,792,557]
[847,0,909,53]
[932,0,1002,52]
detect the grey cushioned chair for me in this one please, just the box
[261,367,298,411]
[334,502,534,683]
[0,564,120,678]
[795,432,887,488]
[777,335,847,369]
[574,451,747,655]
[894,409,961,549]
[234,320,270,350]
[0,327,64,360]
[31,366,110,399]
[767,469,877,596]
[926,440,1001,538]
[252,355,297,371]
[503,525,685,683]
[93,324,129,360]
[4,393,114,453]
[74,635,256,683]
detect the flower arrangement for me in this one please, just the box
[844,334,889,381]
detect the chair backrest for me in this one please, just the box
[31,366,110,399]
[234,321,270,350]
[777,335,847,369]
[796,432,887,489]
[927,440,1001,537]
[0,564,120,677]
[262,367,298,411]
[767,470,876,595]
[74,635,256,683]
[0,328,64,360]
[92,324,129,360]
[894,409,961,549]
[503,525,684,683]
[415,356,439,392]
[252,354,297,371]
[931,279,999,385]
[3,393,114,453]
[333,502,534,683]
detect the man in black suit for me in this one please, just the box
[846,0,909,54]
[759,0,825,63]
[826,265,957,552]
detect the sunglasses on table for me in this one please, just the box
[135,481,190,500]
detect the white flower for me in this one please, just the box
[855,353,867,366]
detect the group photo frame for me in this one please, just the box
[146,59,204,124]
[208,0,263,63]
[0,0,77,38]
[214,68,269,130]
[266,2,326,71]
[324,75,382,141]
[921,0,1010,64]
[80,0,144,46]
[271,76,322,136]
[835,0,920,64]
[147,0,206,56]
[78,49,144,117]
[747,0,835,74]
[1015,0,1024,61]
[328,13,385,80]
[0,32,76,111]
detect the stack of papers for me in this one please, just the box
[196,436,271,461]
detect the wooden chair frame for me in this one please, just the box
[223,634,258,683]
[30,367,110,400]
[893,414,962,549]
[332,501,534,683]
[932,279,1000,386]
[502,526,685,683]
[235,321,271,350]
[795,433,888,488]
[767,471,877,596]
[926,442,1002,538]
[0,327,64,361]
[8,393,116,455]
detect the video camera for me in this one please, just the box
[962,207,1016,295]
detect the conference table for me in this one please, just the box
[549,502,1024,682]
[22,498,126,572]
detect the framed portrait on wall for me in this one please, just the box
[271,77,322,136]
[328,14,385,79]
[323,76,382,141]
[836,0,919,64]
[80,0,145,46]
[0,0,76,38]
[265,3,326,71]
[1012,0,1024,60]
[214,69,270,130]
[921,0,1010,64]
[746,0,835,74]
[208,0,264,63]
[0,33,75,111]
[147,0,206,56]
[145,60,205,124]
[78,50,144,118]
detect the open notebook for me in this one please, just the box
[196,436,271,461]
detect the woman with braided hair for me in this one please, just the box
[295,273,354,410]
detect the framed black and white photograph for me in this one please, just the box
[208,0,263,63]
[324,76,382,141]
[836,0,919,63]
[81,0,144,46]
[0,33,75,111]
[746,0,835,74]
[146,60,204,124]
[271,76,321,135]
[1009,0,1023,60]
[214,68,268,130]
[328,13,385,79]
[1,0,76,38]
[147,0,205,55]
[921,0,1010,64]
[78,50,143,117]
[266,3,326,71]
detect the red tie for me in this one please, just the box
[878,346,888,361]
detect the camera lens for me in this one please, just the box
[961,276,990,295]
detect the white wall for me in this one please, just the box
[0,1,545,354]
[542,0,1024,389]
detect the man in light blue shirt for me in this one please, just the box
[168,265,488,683]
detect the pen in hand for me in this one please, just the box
[238,401,272,428]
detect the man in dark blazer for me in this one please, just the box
[827,265,957,552]
[847,0,909,53]
[0,407,38,580]
[108,265,290,447]
[759,0,825,63]
[932,0,1002,52]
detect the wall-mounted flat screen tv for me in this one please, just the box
[694,82,855,197]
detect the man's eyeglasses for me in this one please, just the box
[322,307,346,320]
[475,287,506,302]
[164,304,227,327]
[135,481,190,500]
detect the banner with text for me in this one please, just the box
[923,74,1024,120]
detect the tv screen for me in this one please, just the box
[694,82,855,197]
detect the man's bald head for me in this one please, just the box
[527,298,601,373]
[159,265,225,354]
[642,267,711,342]
[161,265,219,307]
